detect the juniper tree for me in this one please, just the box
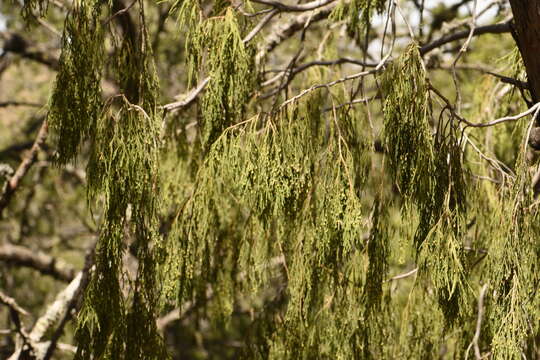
[0,0,539,359]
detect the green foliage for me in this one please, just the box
[174,3,257,147]
[73,2,167,359]
[48,0,104,164]
[381,43,434,202]
[486,152,540,359]
[382,43,470,325]
[159,92,391,358]
[331,0,385,37]
[5,1,540,359]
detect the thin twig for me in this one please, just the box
[0,101,43,108]
[385,267,418,282]
[452,0,478,114]
[262,57,378,89]
[0,290,30,317]
[434,64,529,89]
[0,120,48,218]
[430,85,540,128]
[103,0,137,25]
[465,284,489,360]
[278,54,390,108]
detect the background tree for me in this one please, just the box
[0,0,539,359]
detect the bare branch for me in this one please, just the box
[0,120,48,218]
[162,77,210,113]
[243,9,280,43]
[278,55,390,108]
[103,0,137,25]
[430,84,540,128]
[0,32,59,70]
[419,20,512,56]
[0,243,76,282]
[385,268,418,282]
[6,245,94,360]
[262,57,378,90]
[434,63,529,89]
[256,2,338,61]
[251,0,336,12]
[0,101,43,108]
[0,290,30,317]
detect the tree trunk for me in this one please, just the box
[509,1,540,103]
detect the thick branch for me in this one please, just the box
[419,21,511,56]
[0,243,76,282]
[7,246,94,360]
[256,3,337,61]
[251,0,336,12]
[0,32,59,70]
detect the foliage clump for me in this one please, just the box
[21,0,48,21]
[160,92,392,358]
[176,3,257,147]
[332,0,386,37]
[381,43,434,202]
[74,2,167,359]
[382,43,469,324]
[486,155,540,359]
[48,0,104,164]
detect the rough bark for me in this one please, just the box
[509,1,540,103]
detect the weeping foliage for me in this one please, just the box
[33,0,540,358]
[331,0,386,37]
[72,2,167,359]
[176,3,257,147]
[382,43,470,325]
[381,43,434,202]
[158,92,397,358]
[48,0,104,164]
[486,153,540,359]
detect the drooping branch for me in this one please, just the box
[161,1,340,112]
